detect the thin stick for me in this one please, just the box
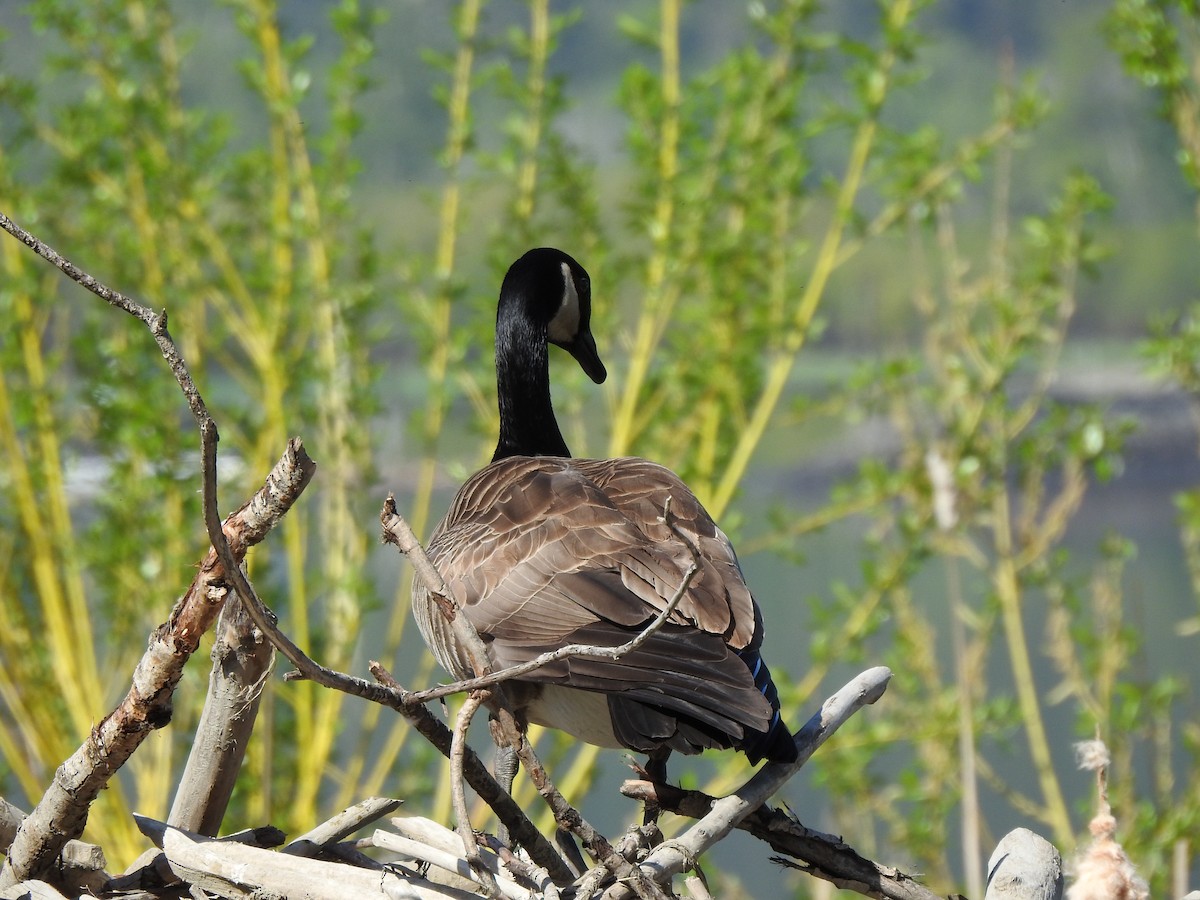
[0,212,210,424]
[480,834,561,900]
[451,692,499,898]
[491,710,670,900]
[373,664,574,884]
[282,797,404,857]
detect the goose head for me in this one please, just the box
[493,248,607,462]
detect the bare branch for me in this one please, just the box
[605,667,893,900]
[168,593,276,836]
[479,833,562,900]
[282,797,405,858]
[380,494,493,679]
[0,441,314,888]
[621,782,939,900]
[451,692,500,898]
[0,211,210,428]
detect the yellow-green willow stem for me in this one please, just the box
[515,0,551,226]
[609,0,681,457]
[992,488,1074,848]
[708,0,914,521]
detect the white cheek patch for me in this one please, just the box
[547,260,581,343]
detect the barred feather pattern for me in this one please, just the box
[413,455,797,763]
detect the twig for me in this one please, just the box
[0,212,209,424]
[490,710,670,900]
[380,494,495,681]
[604,666,893,900]
[451,692,500,898]
[480,833,561,900]
[366,665,573,884]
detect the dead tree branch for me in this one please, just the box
[282,797,404,858]
[604,666,893,900]
[167,593,276,835]
[621,782,939,900]
[0,440,314,888]
[451,693,501,897]
[0,211,316,887]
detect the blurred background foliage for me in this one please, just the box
[1,1,1200,896]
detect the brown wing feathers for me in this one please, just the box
[416,455,795,760]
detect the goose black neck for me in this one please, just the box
[492,311,572,462]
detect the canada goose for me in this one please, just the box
[412,247,797,772]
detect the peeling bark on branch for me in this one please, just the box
[168,592,276,836]
[0,441,315,888]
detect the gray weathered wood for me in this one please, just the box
[283,796,403,857]
[161,826,477,900]
[373,829,532,899]
[0,798,108,895]
[985,828,1063,900]
[134,813,284,850]
[0,879,70,900]
[168,592,275,835]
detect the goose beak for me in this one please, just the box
[564,329,607,384]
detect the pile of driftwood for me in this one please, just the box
[0,669,1065,900]
[0,213,1074,900]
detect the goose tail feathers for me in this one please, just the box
[735,648,798,764]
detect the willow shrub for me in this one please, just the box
[0,1,1194,895]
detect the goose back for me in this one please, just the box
[412,455,789,759]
